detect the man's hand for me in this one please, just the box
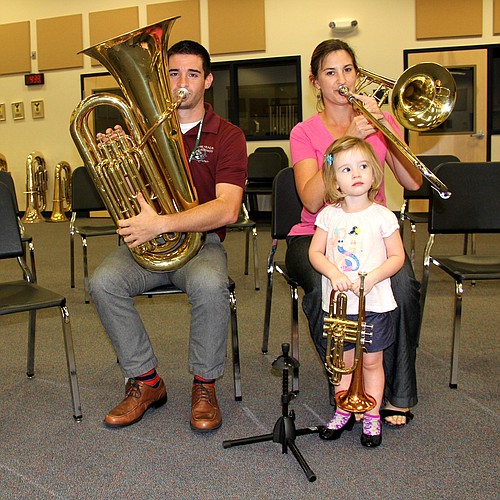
[117,192,162,248]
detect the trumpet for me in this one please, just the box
[339,63,456,199]
[49,161,72,222]
[21,151,48,224]
[323,272,376,413]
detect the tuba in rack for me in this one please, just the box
[21,151,48,224]
[49,161,72,222]
[323,272,376,413]
[339,63,456,199]
[69,16,204,272]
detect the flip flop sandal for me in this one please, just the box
[380,409,414,427]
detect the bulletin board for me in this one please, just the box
[416,0,482,39]
[147,0,201,44]
[208,0,265,55]
[0,21,31,75]
[37,14,83,71]
[89,7,139,66]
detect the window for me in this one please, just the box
[205,56,302,140]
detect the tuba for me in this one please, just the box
[21,151,48,224]
[339,63,456,199]
[323,273,376,413]
[49,161,72,222]
[69,16,204,272]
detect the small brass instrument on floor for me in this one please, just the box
[21,151,47,224]
[49,161,72,222]
[323,273,376,413]
[70,16,204,272]
[339,63,456,199]
[0,153,7,171]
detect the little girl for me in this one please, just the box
[308,136,405,447]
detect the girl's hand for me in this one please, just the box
[351,273,376,297]
[328,268,353,292]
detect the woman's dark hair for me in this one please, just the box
[168,40,211,77]
[310,39,359,79]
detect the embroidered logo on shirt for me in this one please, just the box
[190,145,213,163]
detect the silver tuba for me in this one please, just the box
[21,151,48,224]
[49,161,72,222]
[69,16,204,272]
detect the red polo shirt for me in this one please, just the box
[182,103,248,241]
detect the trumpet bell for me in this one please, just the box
[392,62,456,131]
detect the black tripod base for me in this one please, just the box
[223,415,320,482]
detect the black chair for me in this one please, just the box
[226,203,260,290]
[254,146,289,169]
[420,161,500,388]
[0,182,82,421]
[245,151,284,216]
[141,277,242,401]
[399,155,460,268]
[70,166,117,303]
[261,168,303,392]
[0,171,37,281]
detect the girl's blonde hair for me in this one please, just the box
[322,136,383,204]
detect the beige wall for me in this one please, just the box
[0,0,499,210]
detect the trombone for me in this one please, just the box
[340,62,456,199]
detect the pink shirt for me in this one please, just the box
[288,112,402,236]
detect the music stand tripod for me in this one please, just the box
[222,343,320,482]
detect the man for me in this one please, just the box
[89,40,247,432]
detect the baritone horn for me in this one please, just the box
[70,16,204,272]
[21,151,48,224]
[323,272,376,413]
[49,161,72,222]
[339,63,456,199]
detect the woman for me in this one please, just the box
[285,39,421,425]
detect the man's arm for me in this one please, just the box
[117,183,243,248]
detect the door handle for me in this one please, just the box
[470,131,485,139]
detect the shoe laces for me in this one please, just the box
[126,379,142,399]
[194,384,213,403]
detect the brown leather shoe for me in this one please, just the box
[190,382,222,432]
[104,378,167,428]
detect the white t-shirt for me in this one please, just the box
[314,202,399,314]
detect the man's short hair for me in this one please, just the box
[168,40,211,77]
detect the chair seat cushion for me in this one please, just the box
[404,212,428,224]
[74,223,116,237]
[0,281,66,315]
[432,255,500,280]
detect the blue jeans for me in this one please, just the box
[285,235,420,408]
[89,233,229,380]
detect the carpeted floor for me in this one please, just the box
[0,217,498,499]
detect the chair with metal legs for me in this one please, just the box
[399,155,460,269]
[141,277,242,401]
[420,161,500,388]
[262,168,303,393]
[0,171,37,281]
[227,203,260,290]
[0,182,82,421]
[70,166,117,303]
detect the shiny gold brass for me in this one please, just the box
[0,153,7,171]
[323,273,376,413]
[21,151,47,224]
[69,16,204,271]
[49,161,72,222]
[339,63,456,199]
